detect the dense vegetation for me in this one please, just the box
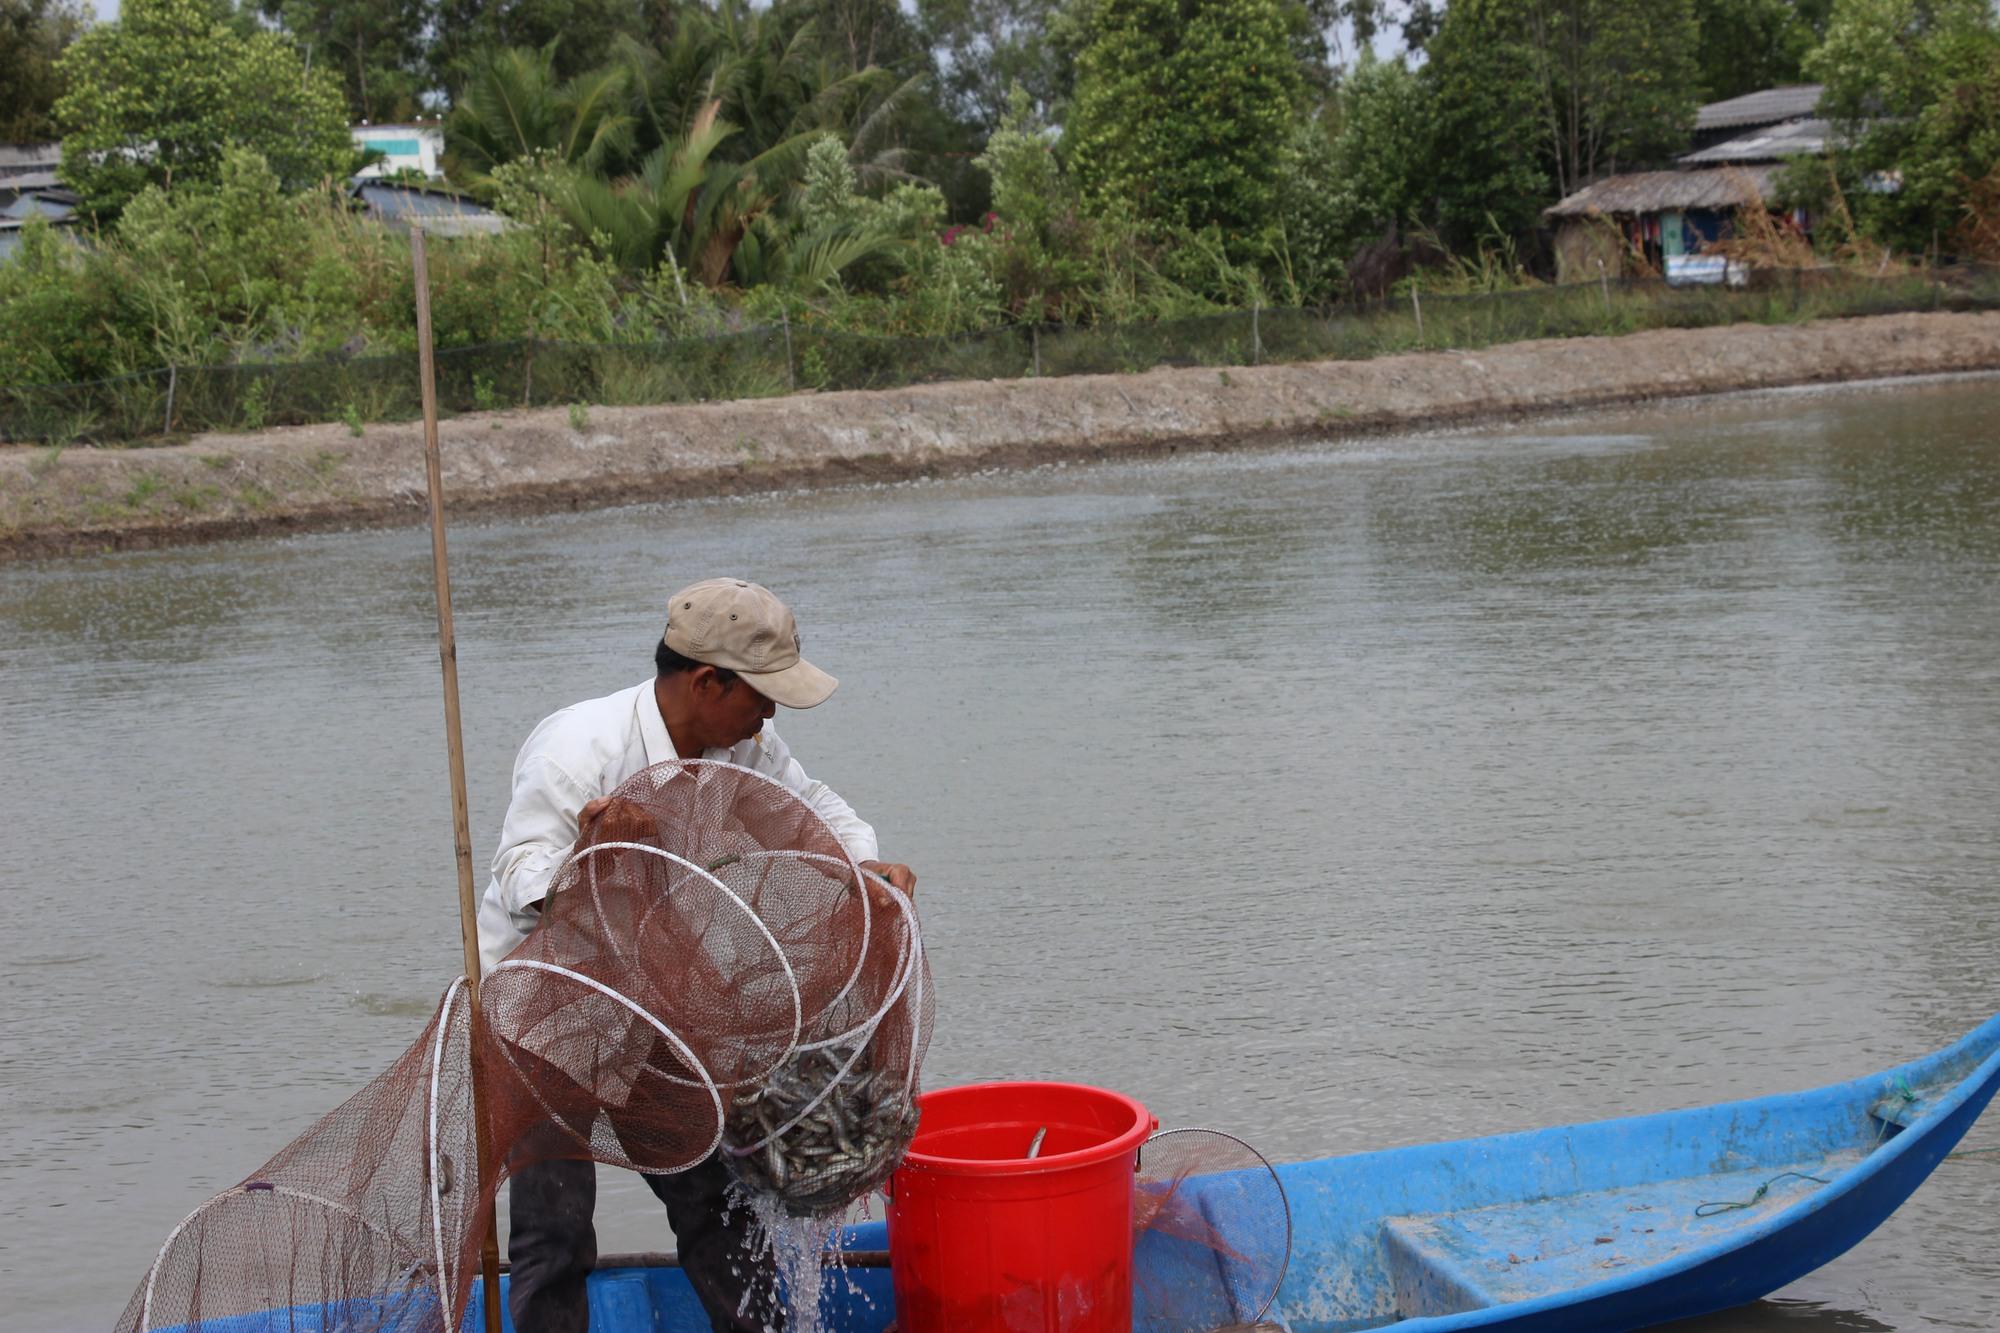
[1,0,1996,415]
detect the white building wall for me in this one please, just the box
[351,126,444,179]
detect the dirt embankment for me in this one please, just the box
[6,310,2000,561]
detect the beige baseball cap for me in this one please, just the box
[663,578,837,708]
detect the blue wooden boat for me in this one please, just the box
[173,1011,2000,1333]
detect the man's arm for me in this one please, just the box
[489,753,596,935]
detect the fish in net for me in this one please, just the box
[118,759,932,1333]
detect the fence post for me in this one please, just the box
[523,335,537,407]
[663,241,689,308]
[1410,285,1424,345]
[1597,260,1612,320]
[1031,323,1041,378]
[162,364,178,435]
[1252,300,1261,365]
[781,307,796,392]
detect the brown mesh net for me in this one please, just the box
[1132,1128,1293,1333]
[119,759,931,1333]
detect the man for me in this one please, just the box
[477,577,915,1333]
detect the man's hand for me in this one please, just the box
[527,797,660,920]
[574,796,657,849]
[859,860,917,897]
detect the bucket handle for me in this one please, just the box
[1136,1115,1160,1172]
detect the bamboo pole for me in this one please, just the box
[411,226,506,1333]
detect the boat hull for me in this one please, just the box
[156,1012,2000,1333]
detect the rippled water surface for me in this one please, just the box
[3,375,1997,1331]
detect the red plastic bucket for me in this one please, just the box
[885,1081,1155,1332]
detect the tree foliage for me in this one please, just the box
[258,0,432,123]
[0,0,86,142]
[1518,0,1700,197]
[447,2,938,192]
[918,0,1066,131]
[1416,0,1695,235]
[1805,0,2000,255]
[1066,0,1305,240]
[431,0,647,93]
[1692,0,1828,101]
[1323,53,1431,241]
[1419,0,1551,246]
[14,0,2000,438]
[53,0,355,217]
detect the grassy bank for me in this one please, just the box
[6,309,2000,561]
[6,266,1997,449]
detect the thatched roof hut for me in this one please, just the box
[1537,85,1841,282]
[1544,167,1777,219]
[1543,167,1779,283]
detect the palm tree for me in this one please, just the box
[444,42,637,189]
[611,1,924,186]
[448,3,941,291]
[553,99,897,290]
[551,101,765,284]
[731,210,904,291]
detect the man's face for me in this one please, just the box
[693,669,777,749]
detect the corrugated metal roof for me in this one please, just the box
[1544,166,1778,217]
[2,194,74,221]
[351,181,511,235]
[0,211,78,261]
[1681,118,1831,164]
[1695,85,1823,131]
[354,182,494,218]
[0,143,61,176]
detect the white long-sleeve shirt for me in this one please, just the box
[475,678,879,974]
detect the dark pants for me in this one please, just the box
[507,1151,783,1333]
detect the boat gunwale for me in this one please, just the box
[1341,1009,2000,1331]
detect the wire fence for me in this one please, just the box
[5,265,1996,446]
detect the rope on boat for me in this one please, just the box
[1872,1076,1919,1149]
[1694,1171,1831,1217]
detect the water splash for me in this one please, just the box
[729,1181,850,1333]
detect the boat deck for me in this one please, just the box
[1381,1150,1867,1316]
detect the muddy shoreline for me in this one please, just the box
[6,310,1999,562]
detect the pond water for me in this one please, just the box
[2,373,1996,1331]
